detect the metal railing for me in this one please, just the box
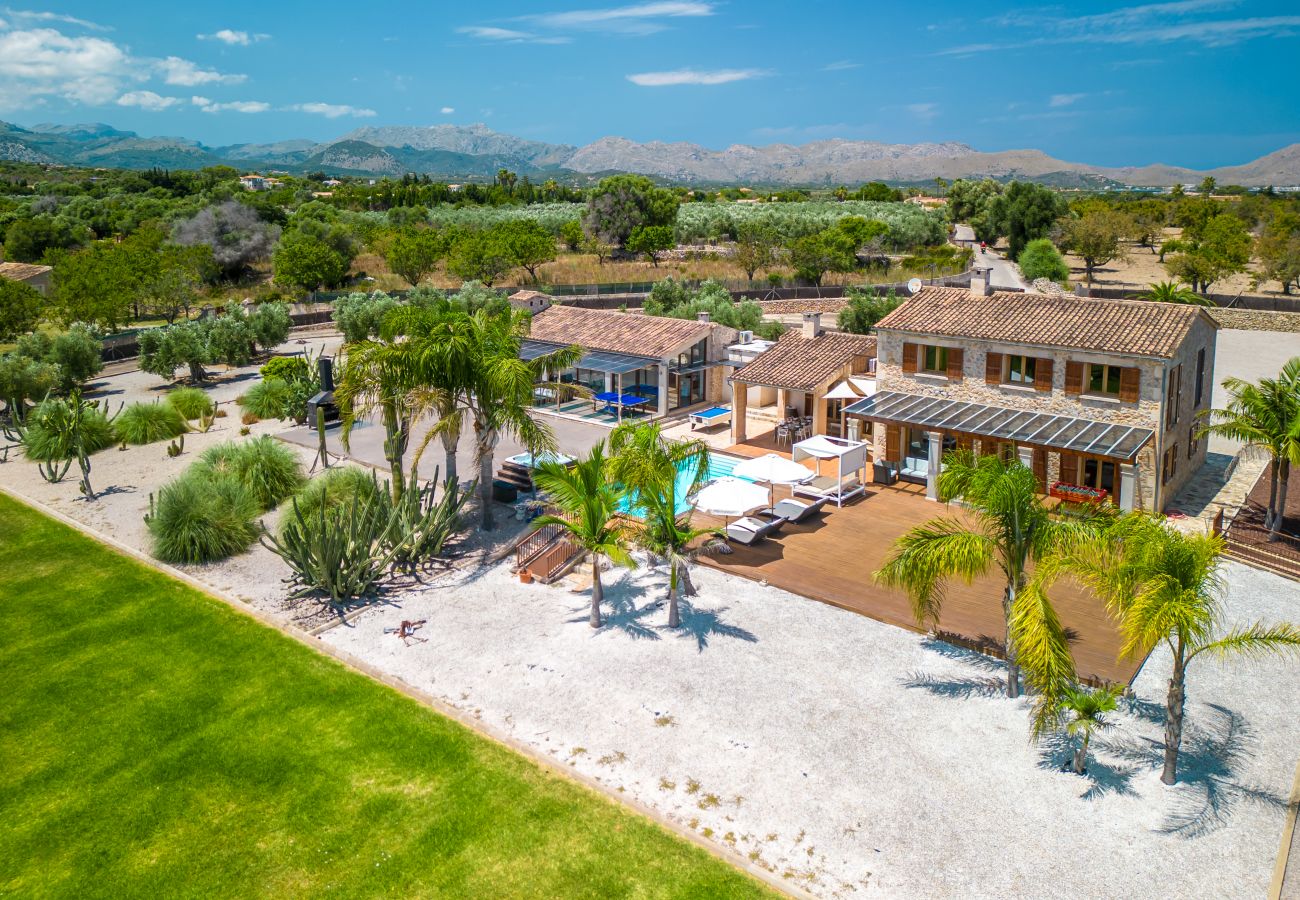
[515,521,562,571]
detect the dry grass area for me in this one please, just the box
[1059,227,1278,296]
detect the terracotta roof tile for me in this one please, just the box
[732,330,876,392]
[528,304,716,359]
[0,262,52,281]
[875,287,1213,359]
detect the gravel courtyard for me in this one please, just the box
[322,557,1300,899]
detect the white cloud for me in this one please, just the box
[0,26,132,109]
[156,56,245,86]
[1049,92,1086,107]
[197,99,269,114]
[456,26,570,44]
[626,67,767,86]
[191,95,211,106]
[527,2,714,34]
[821,60,861,71]
[2,8,110,32]
[197,29,269,46]
[440,106,455,114]
[906,102,939,122]
[116,90,181,110]
[287,102,376,118]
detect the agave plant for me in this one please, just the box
[261,486,404,608]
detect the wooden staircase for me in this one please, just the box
[514,521,582,583]
[496,458,536,493]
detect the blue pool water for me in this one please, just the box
[618,454,750,516]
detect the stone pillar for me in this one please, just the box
[657,363,669,417]
[812,391,828,436]
[777,388,790,418]
[732,381,748,443]
[926,430,944,501]
[1119,463,1138,512]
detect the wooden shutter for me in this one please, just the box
[946,347,964,381]
[1032,449,1048,491]
[901,342,918,374]
[885,425,901,462]
[1064,360,1084,396]
[1033,357,1054,393]
[985,351,1003,384]
[1119,366,1140,402]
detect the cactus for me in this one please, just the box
[167,433,185,457]
[387,471,474,573]
[198,410,214,433]
[310,406,332,472]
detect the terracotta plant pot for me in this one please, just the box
[519,570,534,584]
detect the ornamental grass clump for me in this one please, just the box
[282,465,384,534]
[146,469,260,564]
[165,387,215,421]
[115,402,188,446]
[16,397,117,484]
[197,436,305,512]
[238,378,292,420]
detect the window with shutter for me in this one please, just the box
[985,352,1003,384]
[1033,357,1054,392]
[946,347,964,381]
[1119,366,1140,403]
[901,342,918,374]
[1064,360,1084,395]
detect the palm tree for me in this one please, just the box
[531,443,634,628]
[1129,280,1211,306]
[636,478,726,628]
[1059,683,1121,775]
[1050,514,1300,784]
[1200,358,1300,539]
[335,336,417,501]
[875,453,1097,705]
[607,421,711,507]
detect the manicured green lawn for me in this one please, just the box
[0,494,772,898]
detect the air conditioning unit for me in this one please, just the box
[738,330,754,343]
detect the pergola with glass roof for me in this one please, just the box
[844,390,1153,508]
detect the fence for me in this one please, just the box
[1078,283,1300,312]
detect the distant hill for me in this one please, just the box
[0,118,1296,187]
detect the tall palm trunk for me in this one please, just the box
[1162,639,1187,785]
[382,399,408,501]
[439,425,459,488]
[475,421,499,531]
[589,553,604,628]
[667,560,681,628]
[1002,582,1022,699]
[1270,459,1290,541]
[1265,460,1281,529]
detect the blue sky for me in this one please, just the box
[0,1,1296,168]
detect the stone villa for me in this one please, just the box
[846,280,1218,512]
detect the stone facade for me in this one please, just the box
[872,317,1218,510]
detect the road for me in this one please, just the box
[953,223,1031,290]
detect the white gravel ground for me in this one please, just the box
[322,558,1300,899]
[5,347,1299,898]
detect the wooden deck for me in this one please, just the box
[699,481,1142,685]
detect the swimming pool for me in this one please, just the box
[618,453,750,516]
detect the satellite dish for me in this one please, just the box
[907,278,923,295]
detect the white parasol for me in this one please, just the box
[732,453,814,508]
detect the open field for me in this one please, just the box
[1059,228,1264,296]
[0,494,774,899]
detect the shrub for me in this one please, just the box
[165,386,215,420]
[1017,238,1071,283]
[197,436,305,511]
[260,356,311,384]
[20,397,116,461]
[115,402,188,446]
[283,466,384,536]
[146,469,260,564]
[333,291,398,343]
[47,325,104,392]
[241,411,260,425]
[0,354,60,409]
[238,377,292,419]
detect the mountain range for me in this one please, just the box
[2,119,1298,188]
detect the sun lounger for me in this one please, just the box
[726,515,787,545]
[793,475,864,507]
[772,496,828,523]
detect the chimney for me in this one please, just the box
[801,312,822,339]
[317,355,335,392]
[970,266,993,297]
[696,310,711,323]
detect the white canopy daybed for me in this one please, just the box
[790,435,869,507]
